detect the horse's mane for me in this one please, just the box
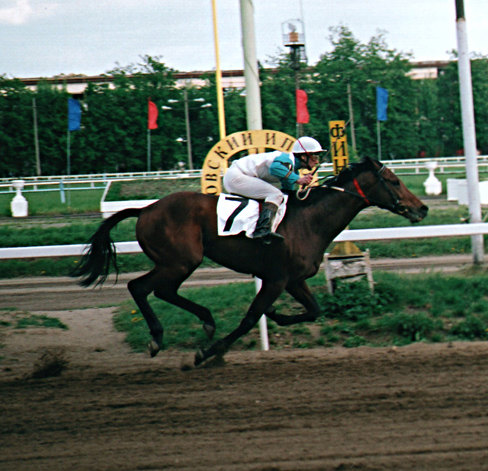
[323,156,378,186]
[285,156,379,207]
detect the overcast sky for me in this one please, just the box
[1,0,487,79]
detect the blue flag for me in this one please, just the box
[68,98,81,131]
[376,87,389,122]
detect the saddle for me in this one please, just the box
[216,193,288,237]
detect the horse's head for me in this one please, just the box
[346,157,429,223]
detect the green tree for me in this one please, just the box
[260,56,299,137]
[312,26,416,160]
[0,77,37,176]
[2,35,488,177]
[412,78,442,157]
[435,59,463,156]
[471,56,488,154]
[35,81,70,175]
[80,55,180,172]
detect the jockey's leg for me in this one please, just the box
[252,201,284,241]
[222,169,285,241]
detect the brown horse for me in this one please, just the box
[72,157,428,366]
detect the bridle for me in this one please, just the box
[297,162,408,216]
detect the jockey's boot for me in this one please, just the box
[252,202,284,242]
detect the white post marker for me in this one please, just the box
[10,180,28,217]
[423,161,442,196]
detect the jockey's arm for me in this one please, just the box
[269,153,299,190]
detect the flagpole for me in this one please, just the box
[147,99,159,171]
[347,83,357,155]
[376,120,381,160]
[147,128,151,172]
[66,129,71,206]
[32,98,41,175]
[67,97,81,176]
[375,87,388,160]
[66,130,71,175]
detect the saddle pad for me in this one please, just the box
[217,193,288,237]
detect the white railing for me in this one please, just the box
[0,179,108,194]
[0,169,202,187]
[1,223,488,260]
[373,155,488,176]
[1,156,488,189]
[0,172,201,195]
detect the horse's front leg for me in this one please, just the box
[194,280,285,366]
[266,280,321,326]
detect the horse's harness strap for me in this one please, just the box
[324,180,372,206]
[353,178,371,205]
[375,164,404,212]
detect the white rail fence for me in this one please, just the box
[3,222,487,354]
[2,155,488,193]
[2,223,488,260]
[0,170,202,194]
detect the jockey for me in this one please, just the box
[223,136,325,241]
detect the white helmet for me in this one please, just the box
[292,136,324,154]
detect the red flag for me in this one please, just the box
[148,100,158,130]
[296,89,310,124]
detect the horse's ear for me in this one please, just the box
[364,156,382,169]
[360,156,377,168]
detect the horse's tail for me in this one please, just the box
[71,208,142,287]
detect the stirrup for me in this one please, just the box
[252,229,269,239]
[253,228,283,239]
[256,231,284,245]
[268,231,284,240]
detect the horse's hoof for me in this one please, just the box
[148,339,161,358]
[194,349,226,368]
[180,354,195,371]
[194,349,205,366]
[203,323,216,339]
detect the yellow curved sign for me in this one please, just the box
[201,129,296,195]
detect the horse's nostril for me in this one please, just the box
[421,205,429,217]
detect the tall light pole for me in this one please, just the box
[282,19,306,137]
[240,0,269,351]
[32,98,41,175]
[182,89,193,170]
[240,0,262,132]
[164,93,211,171]
[347,83,357,155]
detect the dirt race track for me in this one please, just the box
[2,302,488,471]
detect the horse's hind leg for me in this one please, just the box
[128,269,166,357]
[153,276,216,339]
[130,264,216,357]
